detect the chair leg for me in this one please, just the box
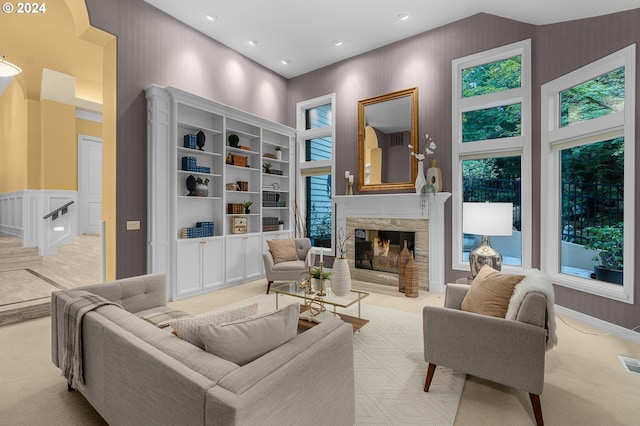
[266,280,273,294]
[529,393,544,426]
[423,363,437,392]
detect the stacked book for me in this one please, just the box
[227,203,245,214]
[196,221,214,237]
[181,156,197,172]
[183,134,197,149]
[181,157,211,174]
[181,221,215,238]
[262,216,279,232]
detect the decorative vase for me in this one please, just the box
[415,160,427,194]
[276,148,282,160]
[194,183,208,197]
[426,159,442,192]
[331,257,352,296]
[196,130,206,151]
[397,240,412,293]
[186,175,196,196]
[404,252,419,298]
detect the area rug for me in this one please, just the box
[223,294,465,425]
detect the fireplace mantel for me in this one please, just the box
[333,193,451,293]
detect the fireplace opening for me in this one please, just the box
[354,228,415,274]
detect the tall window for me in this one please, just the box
[296,95,336,252]
[541,45,635,303]
[452,40,532,273]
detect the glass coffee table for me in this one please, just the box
[271,282,369,332]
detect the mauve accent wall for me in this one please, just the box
[288,11,640,330]
[84,0,288,279]
[84,0,639,330]
[535,11,640,329]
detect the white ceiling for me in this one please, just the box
[144,0,640,79]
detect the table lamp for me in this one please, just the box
[463,202,513,277]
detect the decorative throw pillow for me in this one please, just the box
[267,239,298,264]
[461,265,525,318]
[168,303,259,349]
[198,303,299,366]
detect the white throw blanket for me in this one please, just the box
[505,269,558,351]
[61,291,122,389]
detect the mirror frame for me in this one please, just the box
[357,87,419,192]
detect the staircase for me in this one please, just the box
[0,237,42,272]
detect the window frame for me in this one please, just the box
[541,44,635,303]
[451,39,532,273]
[296,94,336,255]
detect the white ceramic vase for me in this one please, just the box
[331,257,352,296]
[415,160,427,194]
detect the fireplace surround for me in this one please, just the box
[334,193,451,293]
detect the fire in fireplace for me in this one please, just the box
[354,228,415,274]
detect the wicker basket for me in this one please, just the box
[404,252,419,298]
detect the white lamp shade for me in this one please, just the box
[463,202,513,236]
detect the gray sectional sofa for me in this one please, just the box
[51,273,355,426]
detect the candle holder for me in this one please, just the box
[316,261,327,296]
[345,176,354,195]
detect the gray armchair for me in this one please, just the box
[423,283,548,426]
[263,238,313,294]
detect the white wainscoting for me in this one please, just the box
[334,193,451,293]
[0,190,77,255]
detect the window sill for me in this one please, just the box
[549,271,633,304]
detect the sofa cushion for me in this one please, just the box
[168,303,259,349]
[199,303,299,366]
[267,239,299,264]
[461,265,525,318]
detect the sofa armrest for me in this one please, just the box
[263,251,275,271]
[444,283,469,309]
[515,292,547,328]
[207,317,355,425]
[423,305,546,394]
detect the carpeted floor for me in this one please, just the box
[1,278,639,425]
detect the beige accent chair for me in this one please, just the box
[423,283,548,426]
[263,238,313,294]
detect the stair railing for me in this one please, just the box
[43,201,74,221]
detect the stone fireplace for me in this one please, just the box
[333,193,450,292]
[347,218,427,288]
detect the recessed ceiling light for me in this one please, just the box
[206,15,217,22]
[249,40,259,46]
[333,40,343,47]
[281,59,290,65]
[398,12,410,21]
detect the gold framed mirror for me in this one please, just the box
[357,87,418,192]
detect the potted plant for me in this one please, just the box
[310,267,331,293]
[262,162,272,174]
[243,200,253,214]
[228,134,239,148]
[582,223,623,284]
[194,177,209,197]
[278,220,284,231]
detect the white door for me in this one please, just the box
[78,135,102,234]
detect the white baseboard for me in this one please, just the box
[555,304,640,344]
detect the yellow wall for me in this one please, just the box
[0,0,116,279]
[0,80,28,193]
[76,117,102,139]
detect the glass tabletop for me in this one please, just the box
[271,281,369,309]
